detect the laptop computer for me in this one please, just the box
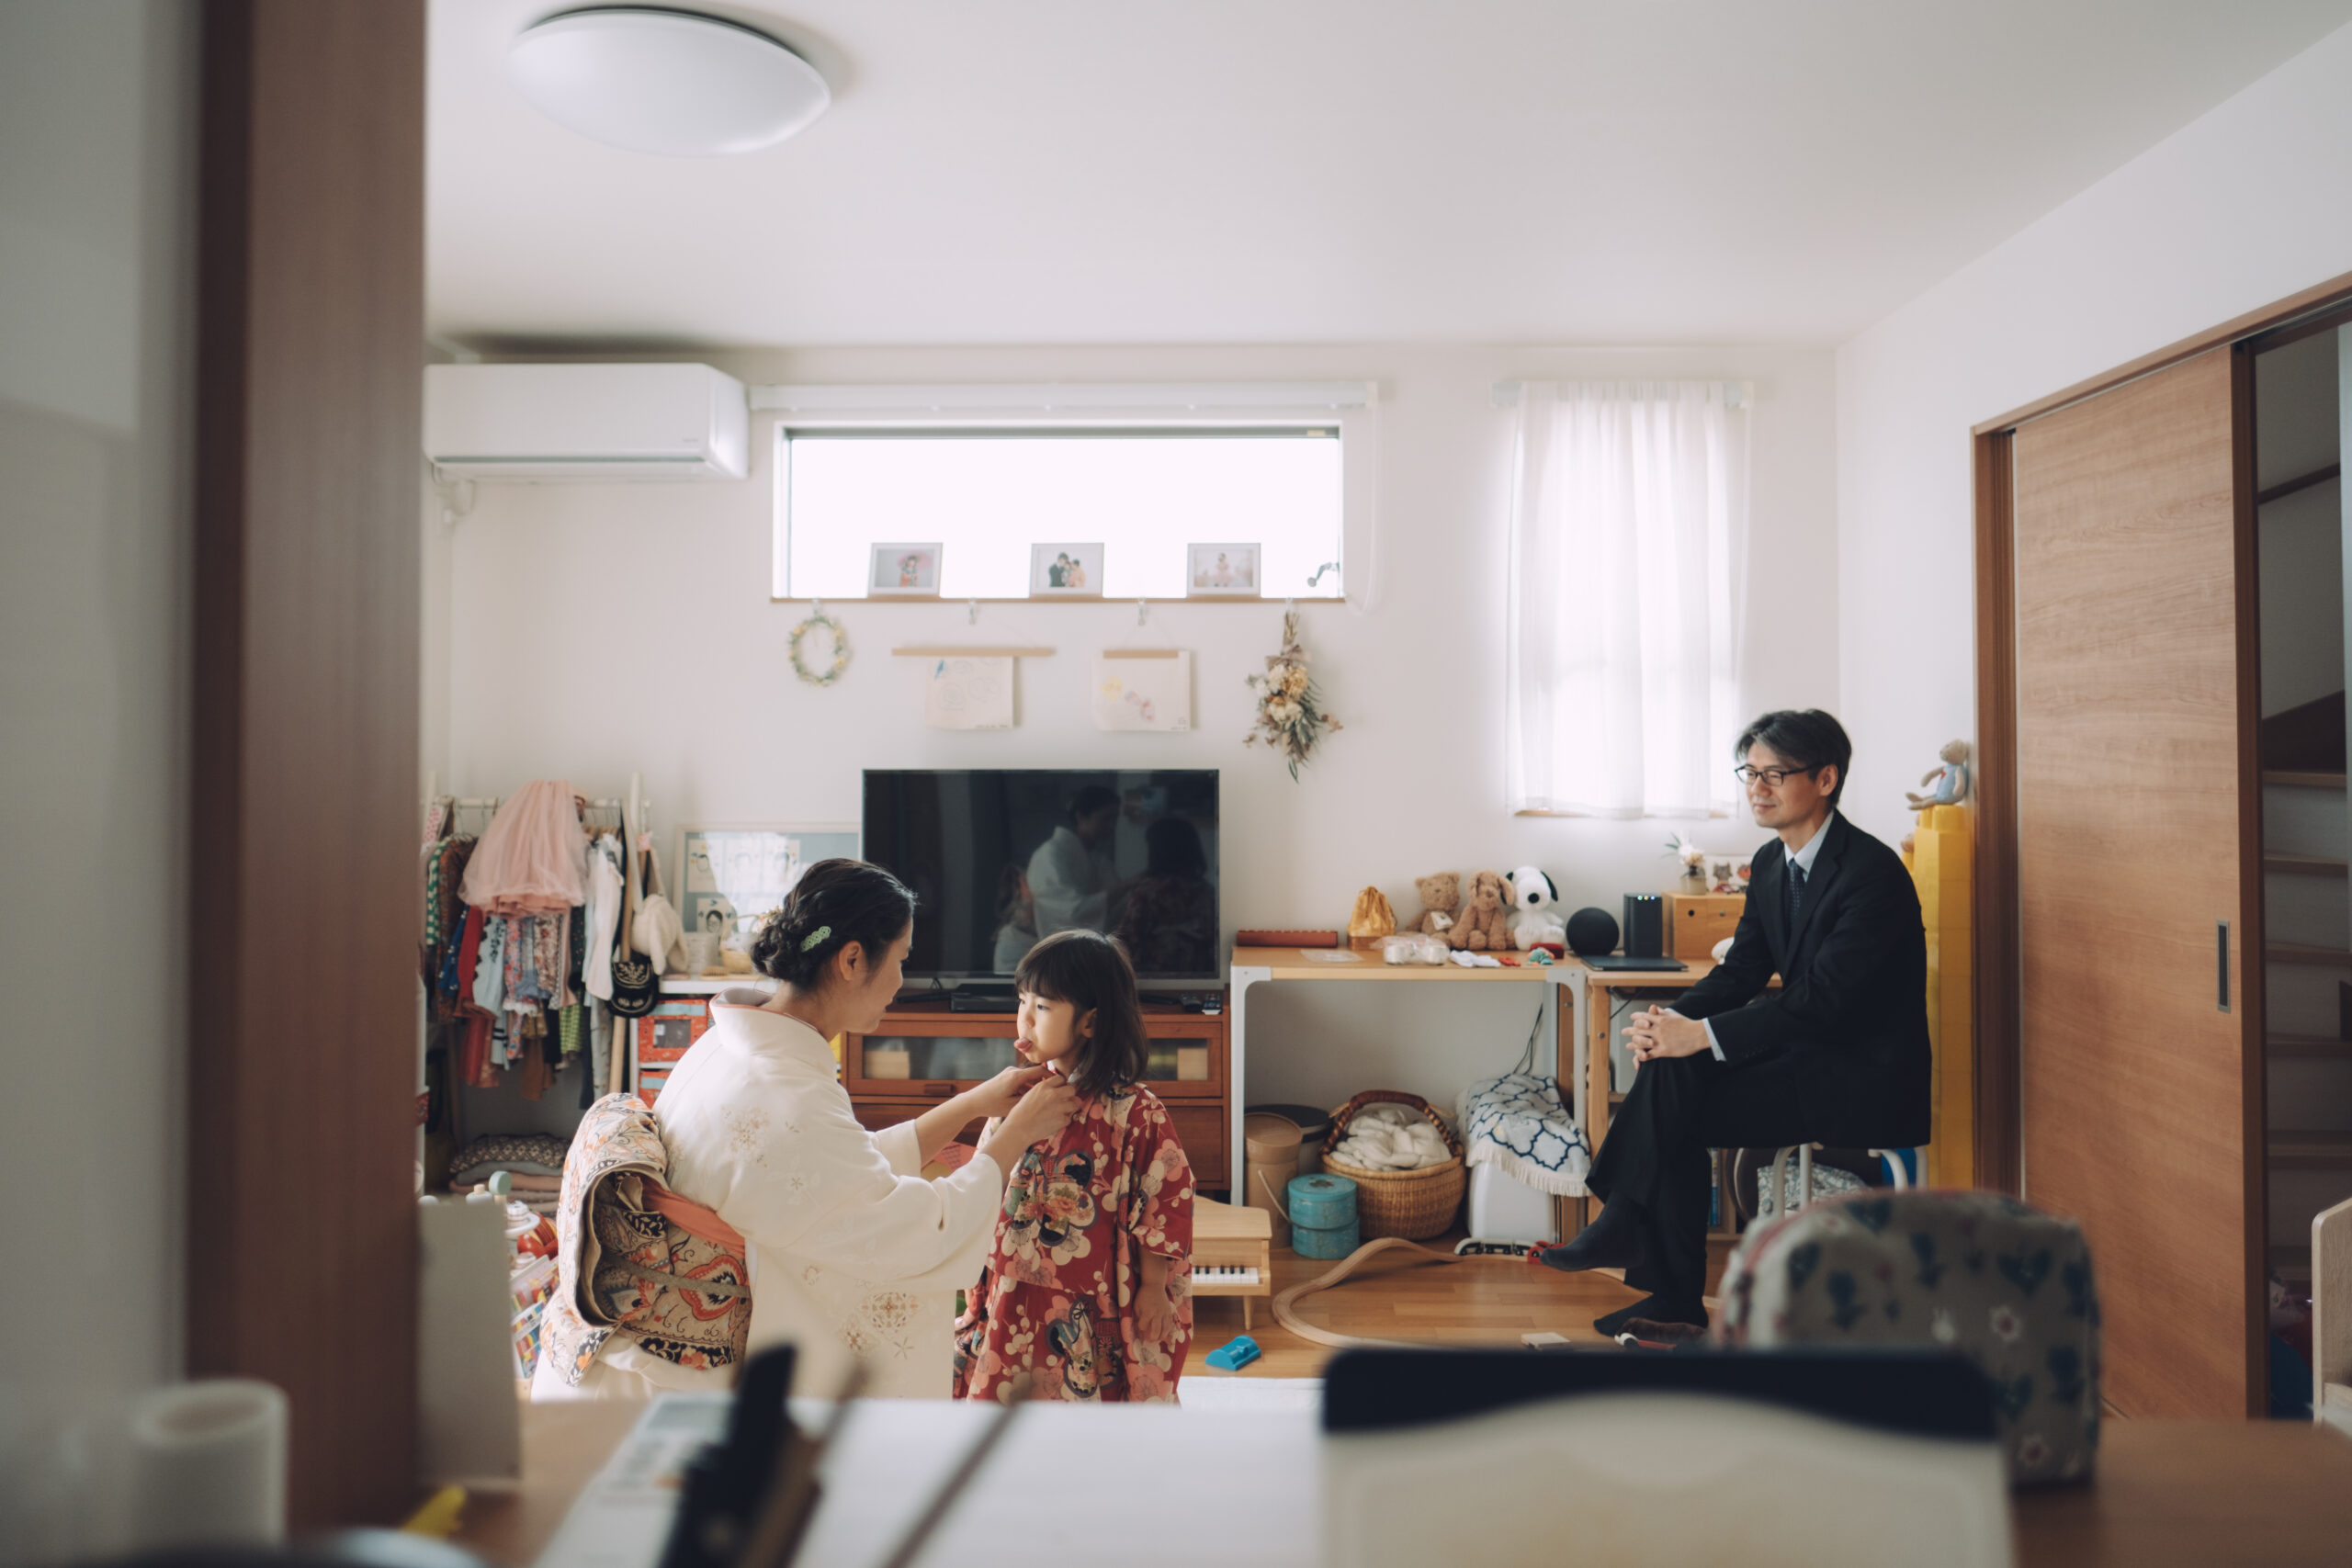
[1580,954,1689,972]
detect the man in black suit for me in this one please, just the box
[1541,709,1931,1334]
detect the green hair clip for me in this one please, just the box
[799,924,831,953]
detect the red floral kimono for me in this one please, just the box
[953,1085,1194,1403]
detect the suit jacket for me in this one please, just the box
[1673,813,1933,1148]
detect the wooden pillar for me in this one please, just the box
[189,0,424,1527]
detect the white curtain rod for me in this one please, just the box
[750,381,1375,414]
[1490,379,1753,409]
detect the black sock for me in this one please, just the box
[1537,1196,1648,1272]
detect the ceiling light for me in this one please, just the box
[507,7,830,157]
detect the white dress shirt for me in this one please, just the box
[1698,810,1837,1061]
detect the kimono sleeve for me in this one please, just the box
[1123,1094,1193,1261]
[722,1068,1001,1283]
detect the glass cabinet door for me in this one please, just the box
[859,1034,1021,1082]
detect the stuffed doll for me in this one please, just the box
[1408,872,1461,938]
[1508,864,1566,951]
[1905,739,1973,810]
[1452,869,1511,950]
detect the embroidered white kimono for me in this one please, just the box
[537,989,1001,1401]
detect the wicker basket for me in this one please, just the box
[1320,1089,1465,1240]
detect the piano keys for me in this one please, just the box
[1192,1196,1273,1331]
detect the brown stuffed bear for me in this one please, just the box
[1408,872,1460,938]
[1452,869,1511,950]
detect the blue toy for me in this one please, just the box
[1205,1335,1261,1371]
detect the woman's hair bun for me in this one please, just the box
[751,859,917,988]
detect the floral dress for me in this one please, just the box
[953,1086,1194,1403]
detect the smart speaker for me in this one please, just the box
[1565,907,1620,957]
[1623,893,1666,959]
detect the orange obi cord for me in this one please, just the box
[642,1184,747,1253]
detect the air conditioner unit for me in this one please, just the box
[424,363,749,481]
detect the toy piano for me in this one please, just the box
[1193,1196,1273,1331]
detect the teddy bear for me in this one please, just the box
[1452,869,1511,950]
[1407,872,1460,938]
[1508,864,1566,951]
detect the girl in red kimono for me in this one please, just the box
[954,930,1194,1403]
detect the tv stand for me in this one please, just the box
[841,993,1232,1192]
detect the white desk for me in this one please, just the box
[1225,946,1586,1196]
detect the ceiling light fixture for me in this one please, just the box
[507,6,831,157]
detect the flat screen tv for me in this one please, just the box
[862,769,1221,984]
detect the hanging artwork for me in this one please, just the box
[924,655,1015,729]
[1245,608,1340,779]
[789,607,851,685]
[1092,650,1192,731]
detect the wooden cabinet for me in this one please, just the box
[1666,893,1745,960]
[844,999,1231,1190]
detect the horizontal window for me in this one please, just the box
[774,426,1344,600]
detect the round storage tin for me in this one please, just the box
[1287,1173,1359,1259]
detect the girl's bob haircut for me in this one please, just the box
[1012,930,1148,1098]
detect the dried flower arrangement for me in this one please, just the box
[1245,608,1340,779]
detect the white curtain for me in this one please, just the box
[1506,381,1748,818]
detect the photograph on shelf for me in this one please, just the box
[1028,542,1103,597]
[1705,852,1754,895]
[675,823,860,955]
[868,542,943,597]
[1186,542,1261,597]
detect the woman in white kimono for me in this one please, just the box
[543,858,1079,1401]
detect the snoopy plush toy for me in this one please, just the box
[1508,864,1566,951]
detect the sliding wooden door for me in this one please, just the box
[2010,345,2263,1416]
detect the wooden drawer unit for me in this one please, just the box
[842,996,1231,1191]
[1668,893,1746,960]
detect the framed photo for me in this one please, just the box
[1186,542,1261,597]
[673,822,860,952]
[1028,542,1103,598]
[1705,852,1754,896]
[868,542,942,597]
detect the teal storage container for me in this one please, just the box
[1288,1173,1359,1259]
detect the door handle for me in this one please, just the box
[2216,920,2231,1013]
[923,1081,957,1099]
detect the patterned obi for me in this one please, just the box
[542,1092,753,1386]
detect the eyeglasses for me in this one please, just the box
[1734,765,1819,788]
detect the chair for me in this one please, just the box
[1321,1348,2008,1567]
[2315,1194,2352,1436]
[1765,1142,1912,1215]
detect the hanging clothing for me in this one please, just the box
[952,1087,1194,1404]
[536,993,1003,1401]
[584,836,623,1001]
[459,780,588,916]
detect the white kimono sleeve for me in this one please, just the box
[723,1075,1001,1285]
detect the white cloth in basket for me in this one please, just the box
[1329,1104,1454,1170]
[1456,1074,1591,1197]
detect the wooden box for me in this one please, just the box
[1668,893,1746,960]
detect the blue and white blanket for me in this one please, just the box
[1455,1073,1590,1197]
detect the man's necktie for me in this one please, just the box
[1787,862,1808,930]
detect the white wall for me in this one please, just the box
[1838,20,2352,850]
[436,341,1838,1120]
[0,3,194,1558]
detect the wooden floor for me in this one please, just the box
[1181,1229,1667,1379]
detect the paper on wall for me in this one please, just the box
[924,656,1014,729]
[1091,651,1192,731]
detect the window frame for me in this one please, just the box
[761,386,1378,605]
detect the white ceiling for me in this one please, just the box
[429,1,2352,350]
